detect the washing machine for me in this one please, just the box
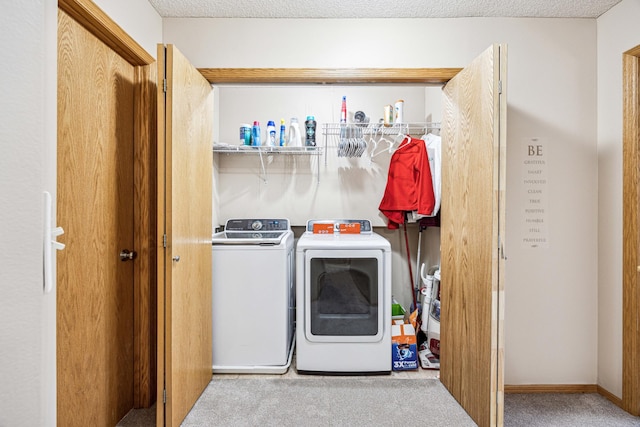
[296,219,392,374]
[211,218,295,373]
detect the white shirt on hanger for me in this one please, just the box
[423,132,442,217]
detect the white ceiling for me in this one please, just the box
[147,0,622,19]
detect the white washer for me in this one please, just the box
[296,219,392,374]
[211,218,295,374]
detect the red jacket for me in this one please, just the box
[379,137,435,229]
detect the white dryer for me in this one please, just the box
[211,218,295,374]
[296,219,392,374]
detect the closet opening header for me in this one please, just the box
[198,68,462,85]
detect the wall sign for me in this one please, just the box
[521,137,549,248]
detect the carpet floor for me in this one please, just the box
[118,375,640,426]
[504,392,640,426]
[182,377,476,427]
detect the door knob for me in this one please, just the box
[120,249,137,261]
[173,255,180,262]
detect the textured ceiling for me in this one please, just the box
[147,0,622,18]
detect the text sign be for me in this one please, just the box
[528,145,543,156]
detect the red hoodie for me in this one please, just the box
[379,137,435,229]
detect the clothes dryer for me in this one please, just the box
[296,219,392,374]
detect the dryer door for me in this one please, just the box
[304,249,385,343]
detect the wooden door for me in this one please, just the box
[440,44,507,427]
[57,9,135,426]
[622,43,640,416]
[157,44,214,427]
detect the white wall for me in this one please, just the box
[597,0,640,399]
[213,84,429,226]
[93,0,162,58]
[0,1,57,425]
[164,17,599,385]
[213,83,438,308]
[0,3,620,421]
[0,1,161,425]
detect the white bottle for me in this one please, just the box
[394,99,404,124]
[266,120,276,146]
[287,117,302,147]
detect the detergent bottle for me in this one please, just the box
[287,117,302,147]
[266,120,276,146]
[305,115,316,147]
[279,119,286,146]
[251,121,261,146]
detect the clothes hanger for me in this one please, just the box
[421,123,442,140]
[367,124,379,159]
[393,134,412,151]
[369,123,396,158]
[392,122,425,153]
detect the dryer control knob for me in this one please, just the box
[251,220,263,231]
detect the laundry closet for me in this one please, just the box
[206,44,506,427]
[212,84,441,310]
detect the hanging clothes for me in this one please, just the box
[378,136,435,229]
[406,132,442,222]
[423,133,442,217]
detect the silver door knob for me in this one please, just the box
[120,249,137,261]
[173,255,180,262]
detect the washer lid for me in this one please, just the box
[225,218,290,232]
[212,230,289,245]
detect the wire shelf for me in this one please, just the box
[321,122,440,158]
[213,144,323,155]
[322,122,440,137]
[213,143,322,184]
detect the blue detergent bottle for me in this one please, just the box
[305,115,316,147]
[252,121,261,146]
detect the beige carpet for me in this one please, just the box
[118,372,640,426]
[504,392,640,426]
[182,376,475,427]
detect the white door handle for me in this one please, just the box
[43,191,65,293]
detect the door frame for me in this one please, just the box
[622,43,640,416]
[200,66,504,424]
[198,68,460,84]
[58,0,157,408]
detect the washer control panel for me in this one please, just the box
[225,218,290,232]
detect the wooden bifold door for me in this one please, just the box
[156,44,214,427]
[440,44,507,427]
[195,44,507,427]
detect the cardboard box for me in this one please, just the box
[391,303,406,323]
[391,323,418,370]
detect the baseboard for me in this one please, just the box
[504,384,624,410]
[504,384,597,394]
[597,385,624,409]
